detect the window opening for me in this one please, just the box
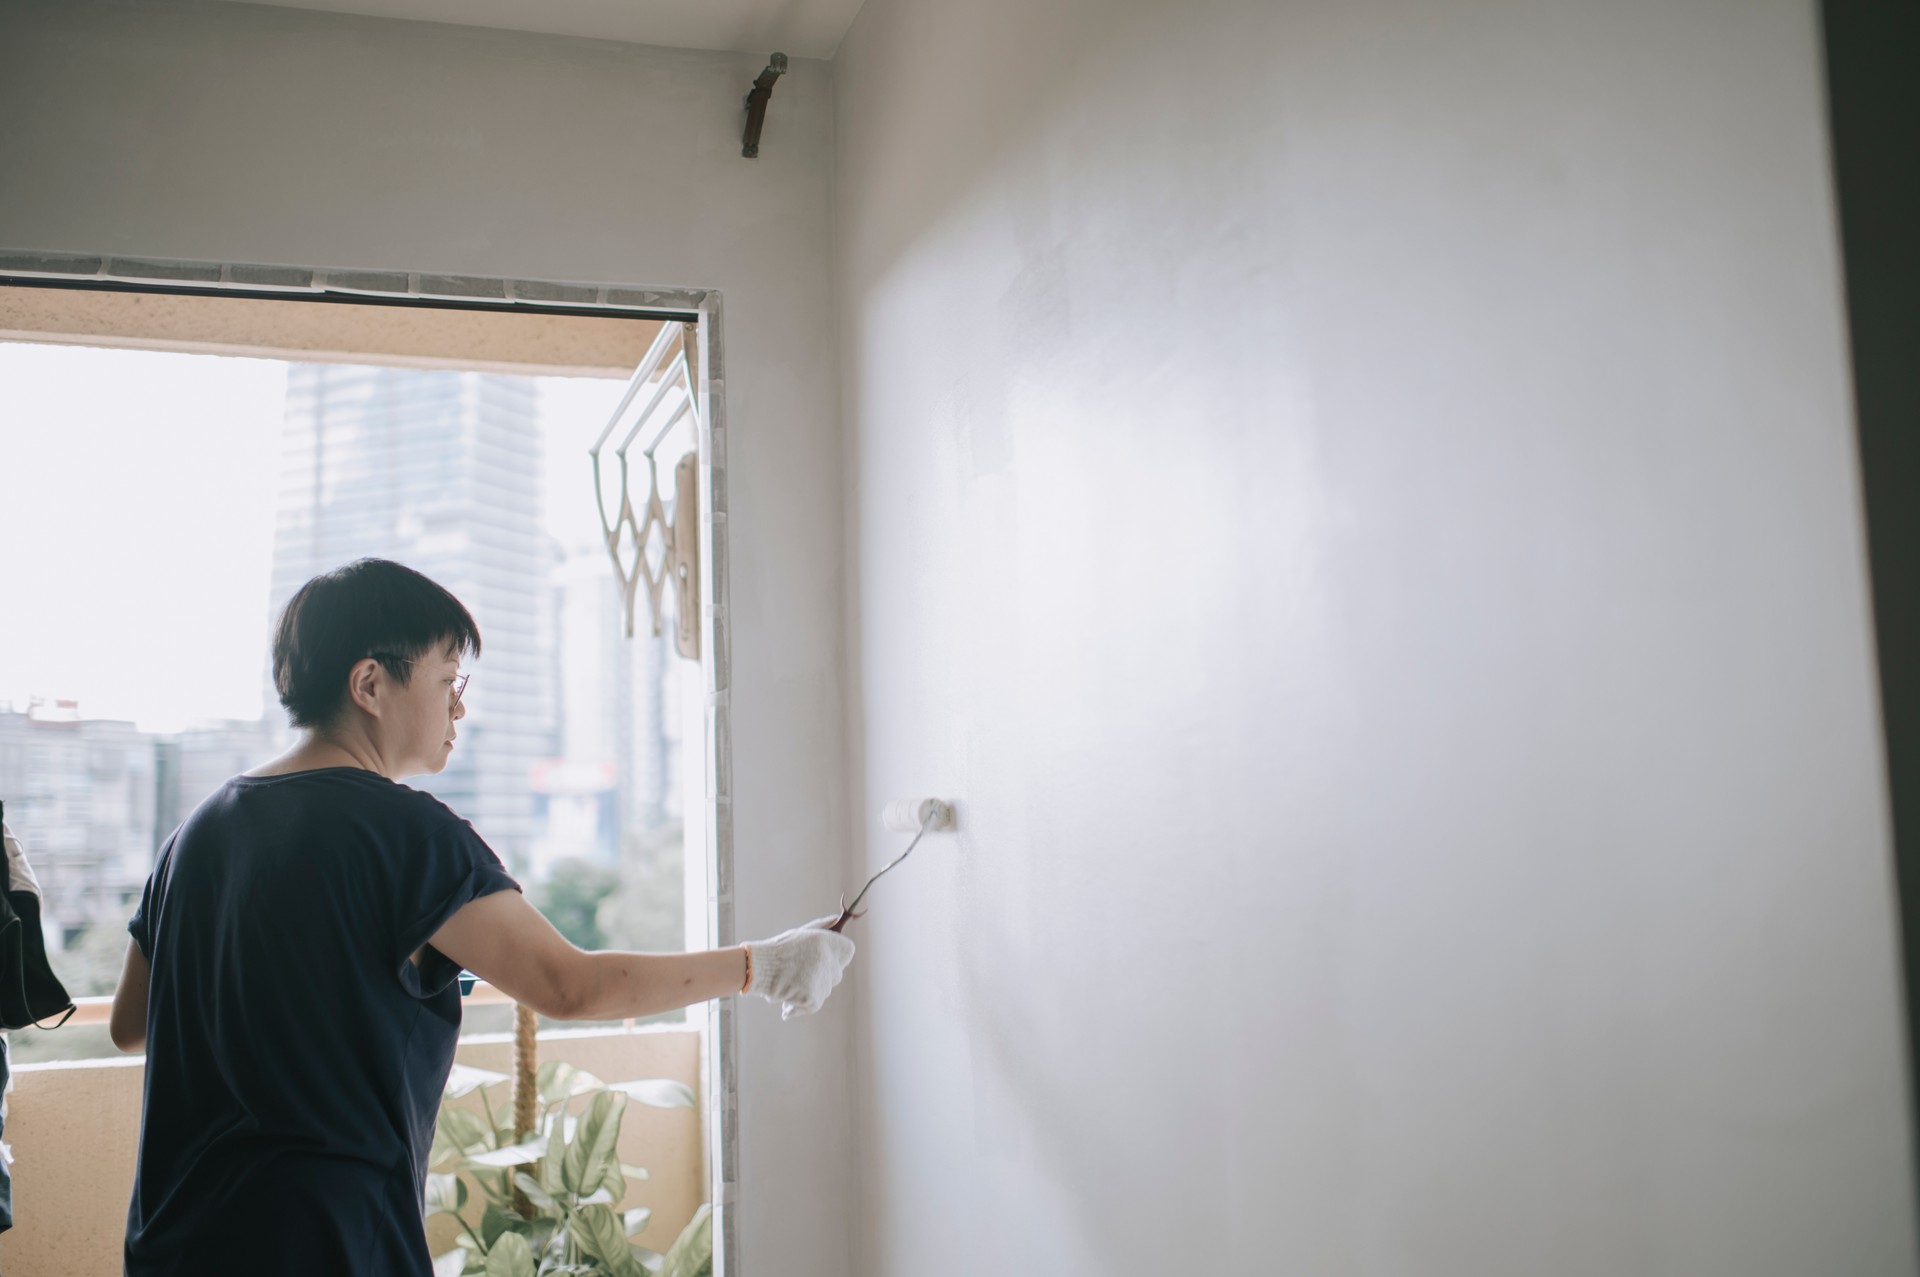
[0,338,703,1051]
[0,267,736,1277]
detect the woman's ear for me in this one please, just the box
[346,657,383,718]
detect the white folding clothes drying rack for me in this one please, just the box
[588,320,702,656]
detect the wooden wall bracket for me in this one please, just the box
[742,53,788,158]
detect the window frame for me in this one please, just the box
[0,255,742,1275]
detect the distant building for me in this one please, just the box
[528,545,681,880]
[0,702,156,946]
[528,757,619,878]
[631,575,681,836]
[268,365,557,872]
[155,718,282,839]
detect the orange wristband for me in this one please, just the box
[740,943,753,995]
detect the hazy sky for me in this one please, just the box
[0,342,630,732]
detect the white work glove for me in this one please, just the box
[745,917,856,1019]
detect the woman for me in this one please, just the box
[110,558,853,1275]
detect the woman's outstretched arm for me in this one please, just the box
[433,890,857,1019]
[430,890,747,1021]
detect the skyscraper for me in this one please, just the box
[268,365,555,871]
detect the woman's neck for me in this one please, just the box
[246,731,388,779]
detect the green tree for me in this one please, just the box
[533,859,620,951]
[595,824,684,955]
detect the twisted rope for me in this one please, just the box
[511,1002,539,1217]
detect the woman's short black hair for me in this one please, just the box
[272,558,483,729]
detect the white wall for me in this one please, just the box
[0,3,852,1274]
[831,0,1917,1274]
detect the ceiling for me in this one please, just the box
[229,0,867,59]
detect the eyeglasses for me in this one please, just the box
[367,653,471,706]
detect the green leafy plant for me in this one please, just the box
[427,1059,714,1277]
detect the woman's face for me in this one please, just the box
[392,645,467,776]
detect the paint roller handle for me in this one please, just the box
[825,897,863,933]
[824,804,948,930]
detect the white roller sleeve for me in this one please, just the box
[881,798,955,833]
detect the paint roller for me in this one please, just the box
[825,797,956,932]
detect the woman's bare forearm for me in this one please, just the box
[560,946,749,1020]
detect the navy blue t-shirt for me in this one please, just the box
[124,768,520,1276]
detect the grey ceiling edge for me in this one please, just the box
[0,251,713,315]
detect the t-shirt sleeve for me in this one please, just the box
[128,876,155,961]
[128,836,175,961]
[394,818,521,998]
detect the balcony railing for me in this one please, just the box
[0,987,706,1276]
[64,978,519,1023]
